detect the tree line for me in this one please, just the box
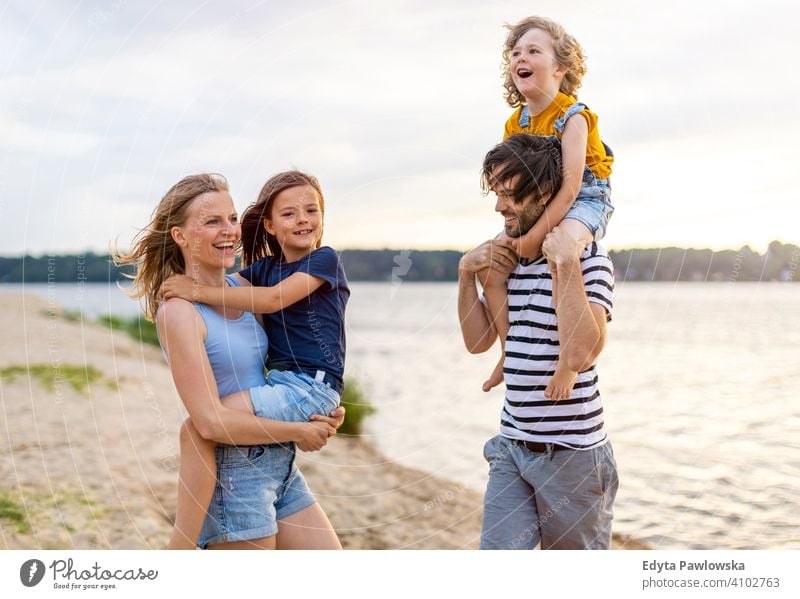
[1,241,798,283]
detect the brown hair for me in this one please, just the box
[241,170,325,266]
[112,173,229,320]
[481,134,563,205]
[502,16,587,107]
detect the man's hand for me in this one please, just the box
[542,226,584,268]
[294,421,335,452]
[160,274,201,302]
[459,239,518,276]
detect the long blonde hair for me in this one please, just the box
[502,16,587,107]
[112,173,229,320]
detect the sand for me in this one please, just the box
[0,293,647,549]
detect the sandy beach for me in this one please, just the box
[0,293,645,549]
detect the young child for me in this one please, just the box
[159,170,349,549]
[480,16,614,398]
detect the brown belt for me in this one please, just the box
[516,440,571,453]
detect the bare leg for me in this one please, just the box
[206,536,276,550]
[167,390,255,550]
[167,418,218,549]
[544,219,594,401]
[276,503,342,549]
[478,266,510,392]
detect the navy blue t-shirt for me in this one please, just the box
[239,246,349,385]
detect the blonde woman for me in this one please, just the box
[115,173,343,549]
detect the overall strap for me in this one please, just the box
[518,105,531,128]
[553,102,587,135]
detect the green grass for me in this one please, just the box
[0,363,116,397]
[0,493,30,534]
[97,314,160,347]
[339,378,376,436]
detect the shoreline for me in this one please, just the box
[0,293,647,549]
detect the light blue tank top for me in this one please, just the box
[159,275,269,397]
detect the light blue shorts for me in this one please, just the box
[480,435,619,549]
[564,179,614,241]
[197,370,340,548]
[198,443,315,547]
[249,369,341,422]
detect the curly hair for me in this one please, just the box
[111,173,230,321]
[501,16,587,107]
[241,170,325,266]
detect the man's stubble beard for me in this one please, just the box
[504,199,547,238]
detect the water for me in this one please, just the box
[4,281,799,549]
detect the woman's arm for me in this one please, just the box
[514,115,589,259]
[157,298,333,445]
[160,272,324,314]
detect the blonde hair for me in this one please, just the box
[112,173,229,321]
[502,16,587,107]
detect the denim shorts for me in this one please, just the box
[197,443,315,548]
[249,369,341,422]
[564,179,614,241]
[480,434,619,549]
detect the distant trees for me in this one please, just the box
[1,243,798,283]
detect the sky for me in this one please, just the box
[0,0,798,255]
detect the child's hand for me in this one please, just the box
[310,406,346,433]
[494,230,519,254]
[160,274,200,302]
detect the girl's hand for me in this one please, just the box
[294,421,335,452]
[160,274,200,302]
[310,406,346,434]
[494,231,520,255]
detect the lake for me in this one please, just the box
[3,281,799,549]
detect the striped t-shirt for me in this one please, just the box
[500,242,614,449]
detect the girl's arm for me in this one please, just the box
[161,271,325,314]
[156,298,332,444]
[514,115,589,259]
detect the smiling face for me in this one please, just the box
[263,184,323,262]
[509,27,565,104]
[492,170,548,238]
[172,190,240,273]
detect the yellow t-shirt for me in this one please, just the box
[503,92,613,179]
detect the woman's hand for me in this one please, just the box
[294,421,335,452]
[160,274,200,302]
[309,406,345,434]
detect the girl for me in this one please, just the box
[159,170,349,549]
[480,16,614,398]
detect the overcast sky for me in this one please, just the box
[1,0,797,255]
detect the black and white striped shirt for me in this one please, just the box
[500,242,614,449]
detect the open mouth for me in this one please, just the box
[516,68,532,79]
[213,241,235,252]
[294,229,314,236]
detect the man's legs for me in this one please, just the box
[480,435,541,549]
[522,442,619,549]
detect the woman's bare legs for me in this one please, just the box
[206,536,276,550]
[167,390,254,549]
[276,503,342,549]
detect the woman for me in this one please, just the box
[115,173,343,549]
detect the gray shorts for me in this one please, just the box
[480,435,619,550]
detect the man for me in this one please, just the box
[458,134,619,549]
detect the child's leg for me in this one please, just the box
[544,218,593,401]
[168,392,256,550]
[477,266,509,392]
